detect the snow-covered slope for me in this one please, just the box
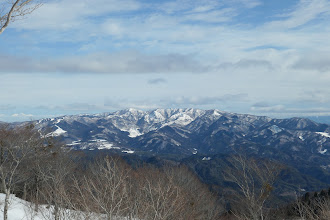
[0,194,135,220]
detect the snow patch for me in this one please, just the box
[319,149,327,155]
[153,110,165,121]
[91,139,107,142]
[46,125,67,137]
[0,193,133,220]
[269,125,282,134]
[316,132,330,138]
[128,128,142,138]
[202,157,211,161]
[67,140,81,146]
[320,164,330,170]
[122,150,135,154]
[97,143,114,150]
[174,114,193,125]
[56,118,63,124]
[213,110,221,116]
[90,139,120,150]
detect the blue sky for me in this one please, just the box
[1,0,330,122]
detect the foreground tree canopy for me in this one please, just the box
[0,124,224,220]
[0,0,42,35]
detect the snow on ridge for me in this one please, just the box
[316,132,330,138]
[56,118,63,123]
[213,110,221,116]
[152,110,166,121]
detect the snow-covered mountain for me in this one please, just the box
[36,108,206,152]
[34,108,330,162]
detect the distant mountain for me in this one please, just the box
[34,108,330,186]
[308,116,330,125]
[35,109,329,156]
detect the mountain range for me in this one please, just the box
[3,108,326,201]
[33,108,330,185]
[34,108,329,160]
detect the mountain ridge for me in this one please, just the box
[33,108,330,159]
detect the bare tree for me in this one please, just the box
[36,144,77,220]
[0,124,41,220]
[136,166,184,220]
[291,192,330,220]
[223,154,283,220]
[134,165,223,220]
[71,158,223,220]
[0,0,42,34]
[74,155,132,220]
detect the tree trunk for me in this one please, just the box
[4,189,10,220]
[54,203,59,220]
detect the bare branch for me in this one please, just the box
[223,154,283,220]
[0,0,42,35]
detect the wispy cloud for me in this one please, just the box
[217,59,273,70]
[11,113,34,117]
[12,0,141,31]
[265,0,330,29]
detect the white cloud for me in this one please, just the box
[12,0,141,31]
[11,113,34,117]
[182,8,237,23]
[9,0,256,44]
[158,0,221,14]
[234,0,262,8]
[265,0,330,29]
